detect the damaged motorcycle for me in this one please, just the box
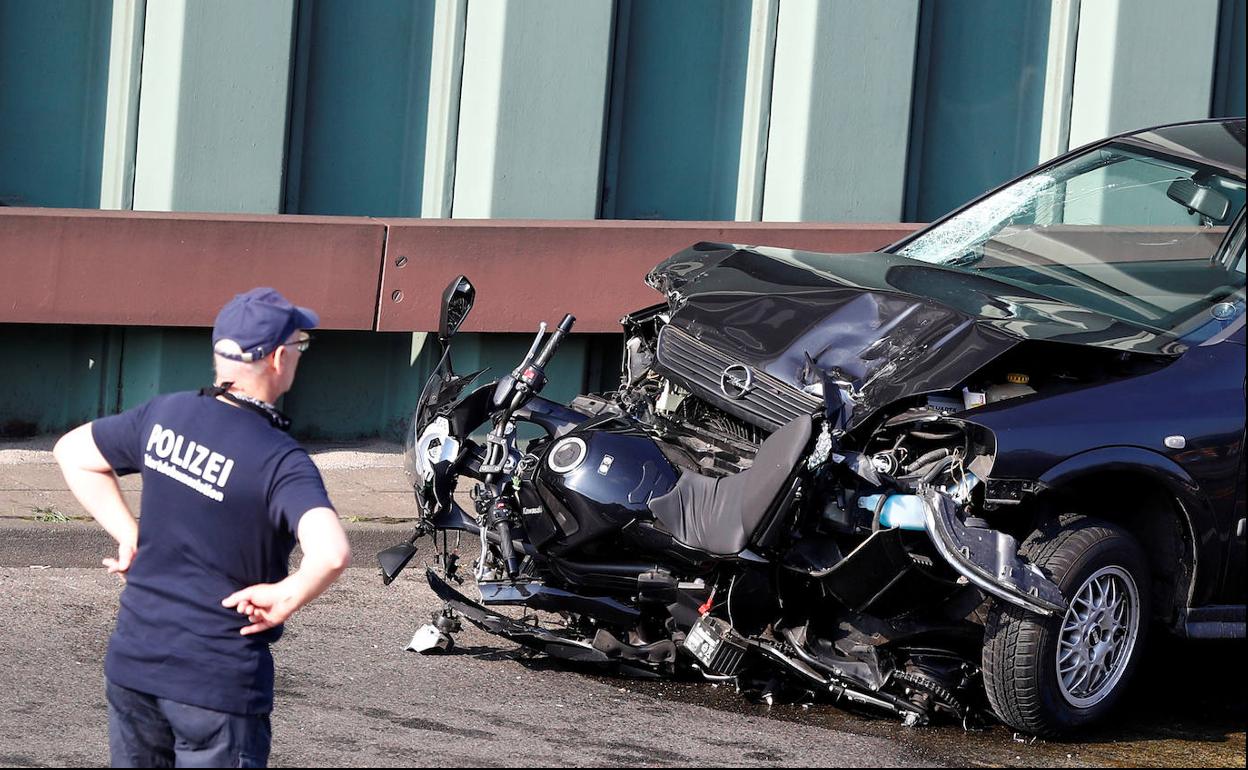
[380,118,1246,738]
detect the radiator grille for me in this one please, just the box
[655,325,821,432]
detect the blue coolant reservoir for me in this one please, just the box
[857,494,927,531]
[857,472,981,531]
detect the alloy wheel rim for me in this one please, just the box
[1056,565,1140,709]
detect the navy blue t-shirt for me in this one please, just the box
[91,391,333,715]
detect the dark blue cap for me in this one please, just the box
[212,288,320,362]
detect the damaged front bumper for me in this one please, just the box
[919,488,1066,616]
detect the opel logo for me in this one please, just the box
[720,364,754,400]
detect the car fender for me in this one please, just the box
[1037,446,1214,605]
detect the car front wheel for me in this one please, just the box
[982,514,1150,737]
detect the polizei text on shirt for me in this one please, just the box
[144,424,235,502]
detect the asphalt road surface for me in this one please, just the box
[1,523,1244,768]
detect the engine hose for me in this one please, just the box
[871,492,889,532]
[904,457,944,480]
[920,455,954,484]
[905,447,952,473]
[907,425,962,441]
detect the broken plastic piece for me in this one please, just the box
[961,387,987,410]
[406,623,453,654]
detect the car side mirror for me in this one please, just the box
[1167,178,1230,222]
[439,276,475,343]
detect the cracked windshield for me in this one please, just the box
[898,143,1246,336]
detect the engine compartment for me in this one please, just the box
[610,307,1172,528]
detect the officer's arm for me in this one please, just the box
[223,507,350,635]
[52,423,139,574]
[294,507,352,586]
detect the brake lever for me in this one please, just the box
[492,321,548,410]
[510,314,575,406]
[518,322,548,372]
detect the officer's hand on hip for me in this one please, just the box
[222,583,297,636]
[222,508,350,636]
[103,541,136,582]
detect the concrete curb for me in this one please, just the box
[0,439,427,523]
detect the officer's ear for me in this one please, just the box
[271,344,290,375]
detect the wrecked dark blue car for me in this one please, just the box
[637,119,1245,733]
[389,119,1244,739]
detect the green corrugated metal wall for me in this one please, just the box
[0,326,621,440]
[2,0,1243,439]
[0,0,112,208]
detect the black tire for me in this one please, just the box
[982,513,1151,737]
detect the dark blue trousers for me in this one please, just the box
[106,679,271,768]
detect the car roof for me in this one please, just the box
[1119,119,1246,178]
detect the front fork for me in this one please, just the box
[477,491,521,579]
[476,418,524,581]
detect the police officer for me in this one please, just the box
[53,287,351,768]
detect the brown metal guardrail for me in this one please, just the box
[0,208,385,330]
[0,208,921,334]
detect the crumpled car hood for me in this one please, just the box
[647,243,1183,429]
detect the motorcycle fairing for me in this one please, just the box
[426,569,612,663]
[476,580,641,626]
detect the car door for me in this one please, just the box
[1216,224,1246,603]
[1227,426,1246,600]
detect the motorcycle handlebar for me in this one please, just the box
[533,314,575,369]
[496,520,519,577]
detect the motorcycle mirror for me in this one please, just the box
[439,275,476,344]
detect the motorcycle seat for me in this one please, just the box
[649,415,813,556]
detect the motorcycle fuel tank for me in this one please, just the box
[535,416,680,553]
